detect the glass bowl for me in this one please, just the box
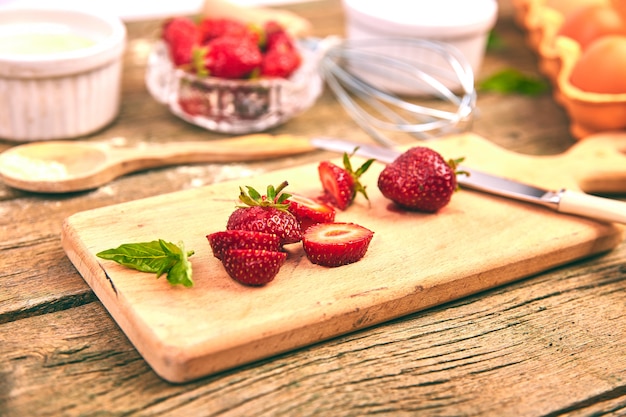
[145,40,323,134]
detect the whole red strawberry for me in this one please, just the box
[261,47,301,78]
[260,22,301,78]
[377,147,464,212]
[226,181,302,244]
[198,17,250,44]
[162,16,200,66]
[318,150,375,210]
[196,35,262,79]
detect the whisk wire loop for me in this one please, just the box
[315,36,477,145]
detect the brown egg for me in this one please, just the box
[569,34,626,93]
[557,3,625,49]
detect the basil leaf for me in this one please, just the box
[96,240,177,273]
[478,68,549,96]
[96,239,194,287]
[166,241,194,288]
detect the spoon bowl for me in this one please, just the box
[0,134,316,193]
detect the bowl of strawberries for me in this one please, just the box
[146,16,323,134]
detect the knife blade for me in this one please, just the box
[310,137,626,225]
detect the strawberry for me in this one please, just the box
[196,35,262,79]
[226,181,302,244]
[318,151,375,210]
[162,16,300,80]
[177,94,205,116]
[377,147,465,212]
[162,16,200,66]
[198,17,250,44]
[177,79,211,116]
[222,249,287,286]
[286,193,336,231]
[207,230,282,260]
[260,46,301,78]
[302,222,374,267]
[260,22,301,78]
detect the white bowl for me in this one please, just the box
[342,0,498,95]
[0,7,126,142]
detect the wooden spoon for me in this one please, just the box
[0,134,317,193]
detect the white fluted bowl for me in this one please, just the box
[0,7,126,142]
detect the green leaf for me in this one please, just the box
[96,240,177,273]
[275,192,291,205]
[478,68,549,96]
[355,158,375,177]
[246,186,262,201]
[343,151,354,173]
[96,239,194,287]
[266,184,276,201]
[486,30,505,51]
[236,181,291,210]
[191,47,209,78]
[165,241,195,287]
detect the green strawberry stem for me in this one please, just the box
[345,147,375,204]
[237,181,291,211]
[191,47,209,77]
[448,157,469,191]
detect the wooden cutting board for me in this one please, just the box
[61,132,626,383]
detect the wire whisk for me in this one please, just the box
[307,36,477,147]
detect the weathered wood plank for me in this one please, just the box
[1,246,624,416]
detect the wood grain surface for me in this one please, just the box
[2,0,626,415]
[61,133,625,382]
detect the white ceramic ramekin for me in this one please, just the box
[0,8,126,142]
[341,0,498,95]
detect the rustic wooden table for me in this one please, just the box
[2,1,626,416]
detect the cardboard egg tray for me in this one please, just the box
[511,0,626,139]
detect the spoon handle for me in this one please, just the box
[108,133,316,170]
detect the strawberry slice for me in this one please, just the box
[318,151,375,210]
[302,222,374,267]
[206,230,282,260]
[222,249,287,286]
[286,193,336,231]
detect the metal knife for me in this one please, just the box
[310,137,626,225]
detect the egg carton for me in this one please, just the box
[511,0,626,139]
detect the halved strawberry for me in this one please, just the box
[222,248,287,286]
[302,222,374,267]
[318,151,375,210]
[206,230,282,260]
[286,193,336,231]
